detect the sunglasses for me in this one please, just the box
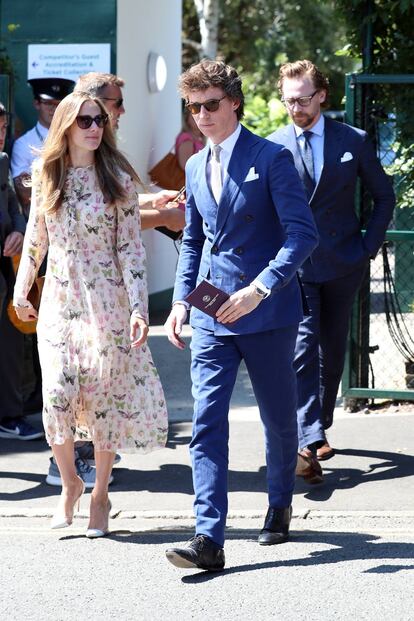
[101,97,124,109]
[186,95,227,115]
[76,114,109,129]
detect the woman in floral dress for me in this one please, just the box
[14,91,168,537]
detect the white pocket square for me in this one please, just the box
[340,152,353,163]
[244,167,259,182]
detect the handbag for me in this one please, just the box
[149,150,185,191]
[6,254,45,334]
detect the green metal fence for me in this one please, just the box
[343,74,414,402]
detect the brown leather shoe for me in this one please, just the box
[316,441,335,461]
[296,449,323,484]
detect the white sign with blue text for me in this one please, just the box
[28,43,111,81]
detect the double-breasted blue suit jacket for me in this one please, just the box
[268,117,395,283]
[172,125,319,336]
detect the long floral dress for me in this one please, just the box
[13,165,168,453]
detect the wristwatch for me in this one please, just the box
[252,284,268,300]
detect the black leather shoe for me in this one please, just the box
[258,506,292,546]
[165,535,225,571]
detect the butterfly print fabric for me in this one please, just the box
[14,165,168,453]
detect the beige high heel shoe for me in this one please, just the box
[50,478,85,530]
[86,499,112,538]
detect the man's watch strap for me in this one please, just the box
[251,281,270,300]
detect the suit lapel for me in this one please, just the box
[278,126,306,184]
[215,126,261,236]
[311,117,344,203]
[193,145,218,223]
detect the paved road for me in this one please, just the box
[1,325,413,620]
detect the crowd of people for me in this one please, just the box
[0,58,394,568]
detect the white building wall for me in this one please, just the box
[117,0,182,301]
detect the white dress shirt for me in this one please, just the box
[10,122,48,179]
[207,123,242,193]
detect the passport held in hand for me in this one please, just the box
[185,280,229,318]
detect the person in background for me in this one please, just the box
[268,60,395,483]
[14,91,168,537]
[74,72,185,233]
[0,102,43,441]
[175,108,206,172]
[164,60,318,571]
[9,79,75,447]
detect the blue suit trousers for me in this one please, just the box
[295,265,367,449]
[189,325,299,547]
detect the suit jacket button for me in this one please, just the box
[235,247,243,255]
[330,231,337,237]
[239,273,247,281]
[245,214,254,222]
[0,183,7,191]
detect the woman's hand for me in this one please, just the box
[130,313,149,348]
[14,304,38,322]
[3,232,24,257]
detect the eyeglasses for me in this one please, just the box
[76,114,109,129]
[100,97,124,109]
[186,95,227,115]
[281,91,318,108]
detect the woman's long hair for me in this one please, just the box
[38,91,143,213]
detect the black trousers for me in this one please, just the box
[0,257,24,421]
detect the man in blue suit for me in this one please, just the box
[164,60,318,571]
[268,60,395,482]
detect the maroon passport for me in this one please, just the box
[185,280,229,318]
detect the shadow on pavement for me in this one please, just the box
[178,530,414,583]
[297,447,414,501]
[56,529,414,580]
[0,437,49,458]
[1,444,413,502]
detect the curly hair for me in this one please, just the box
[179,60,244,120]
[277,60,330,108]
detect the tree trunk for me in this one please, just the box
[193,0,219,59]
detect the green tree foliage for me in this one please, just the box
[335,0,414,224]
[0,23,20,78]
[183,0,354,136]
[334,0,414,72]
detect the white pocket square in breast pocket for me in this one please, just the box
[244,167,259,182]
[340,152,353,163]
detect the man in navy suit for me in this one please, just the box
[164,60,318,571]
[268,60,395,482]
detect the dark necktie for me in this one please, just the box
[301,130,315,199]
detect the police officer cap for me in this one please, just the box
[28,78,75,100]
